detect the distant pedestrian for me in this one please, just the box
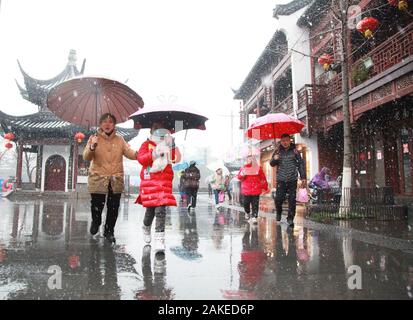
[224,175,233,205]
[237,154,269,224]
[211,168,225,209]
[183,161,201,212]
[270,133,306,227]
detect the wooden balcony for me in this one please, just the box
[351,22,413,87]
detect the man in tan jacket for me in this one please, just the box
[83,113,137,243]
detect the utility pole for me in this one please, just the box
[337,0,353,212]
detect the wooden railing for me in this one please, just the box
[351,22,413,86]
[272,94,293,114]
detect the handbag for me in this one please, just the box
[218,190,225,203]
[296,187,309,203]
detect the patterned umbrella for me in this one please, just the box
[47,76,144,127]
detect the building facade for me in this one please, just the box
[235,0,317,192]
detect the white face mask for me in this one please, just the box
[150,128,170,144]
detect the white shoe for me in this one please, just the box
[154,232,165,252]
[142,225,151,244]
[251,217,258,224]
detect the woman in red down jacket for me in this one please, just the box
[136,122,181,252]
[237,154,269,224]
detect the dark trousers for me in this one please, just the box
[275,180,298,218]
[144,206,166,232]
[186,188,198,208]
[91,183,121,234]
[243,195,260,218]
[226,188,232,201]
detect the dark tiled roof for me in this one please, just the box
[0,110,139,142]
[273,0,313,18]
[234,31,288,101]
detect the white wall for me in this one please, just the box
[276,7,320,179]
[41,145,71,192]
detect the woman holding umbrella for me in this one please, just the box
[237,154,269,224]
[136,121,181,252]
[83,113,138,244]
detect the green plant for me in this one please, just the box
[352,62,370,86]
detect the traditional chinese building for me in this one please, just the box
[0,50,139,192]
[235,1,318,194]
[279,0,413,198]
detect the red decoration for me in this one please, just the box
[74,132,85,143]
[356,17,379,38]
[5,142,13,149]
[4,132,15,141]
[69,255,80,269]
[318,53,334,71]
[388,0,408,10]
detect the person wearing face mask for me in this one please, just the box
[237,154,269,224]
[136,121,181,252]
[83,113,138,244]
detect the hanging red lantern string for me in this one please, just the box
[356,17,379,38]
[317,53,334,71]
[74,132,85,143]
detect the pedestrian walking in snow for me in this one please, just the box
[183,160,201,212]
[237,154,269,224]
[83,113,138,244]
[136,121,181,252]
[270,133,306,227]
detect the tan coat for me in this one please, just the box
[83,129,137,194]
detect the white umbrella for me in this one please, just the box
[207,161,229,175]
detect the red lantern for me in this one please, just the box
[5,142,13,149]
[388,0,408,10]
[4,132,15,141]
[74,132,85,143]
[356,17,379,38]
[318,53,334,71]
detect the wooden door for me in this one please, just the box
[45,155,66,191]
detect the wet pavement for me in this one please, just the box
[0,193,412,300]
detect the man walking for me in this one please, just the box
[270,134,306,227]
[183,161,201,212]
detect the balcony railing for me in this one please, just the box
[351,22,413,86]
[272,94,293,114]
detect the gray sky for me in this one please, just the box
[0,0,281,160]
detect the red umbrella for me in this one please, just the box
[129,105,208,133]
[47,76,144,128]
[246,113,304,140]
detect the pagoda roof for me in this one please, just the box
[16,50,86,108]
[0,110,139,142]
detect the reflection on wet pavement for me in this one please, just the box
[0,195,412,300]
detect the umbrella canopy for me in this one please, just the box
[47,76,144,127]
[129,105,208,132]
[207,160,230,175]
[246,113,304,140]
